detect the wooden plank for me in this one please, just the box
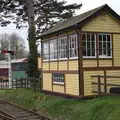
[84,66,120,71]
[43,70,78,74]
[91,75,120,78]
[92,82,120,87]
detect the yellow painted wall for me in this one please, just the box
[38,57,41,69]
[106,70,120,93]
[99,60,112,67]
[83,60,97,67]
[84,70,120,96]
[53,85,64,93]
[50,62,58,70]
[58,61,67,70]
[43,73,52,91]
[84,71,104,96]
[82,12,120,33]
[43,62,49,70]
[69,60,78,70]
[113,34,120,66]
[65,74,79,96]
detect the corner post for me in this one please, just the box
[41,39,43,91]
[76,29,84,97]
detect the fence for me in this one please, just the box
[0,79,31,89]
[0,77,42,91]
[92,75,120,95]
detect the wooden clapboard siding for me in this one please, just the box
[99,60,112,67]
[59,61,68,70]
[84,71,104,96]
[43,73,52,91]
[50,62,58,70]
[113,34,120,66]
[106,70,120,93]
[82,12,120,33]
[83,60,97,67]
[65,74,79,96]
[43,62,49,70]
[69,60,78,70]
[53,85,65,93]
[38,57,42,69]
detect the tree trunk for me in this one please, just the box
[26,0,39,91]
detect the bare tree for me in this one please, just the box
[0,33,28,60]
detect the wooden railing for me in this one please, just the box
[91,75,120,95]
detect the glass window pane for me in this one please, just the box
[43,41,49,60]
[69,34,78,58]
[83,33,96,57]
[53,73,64,83]
[98,34,112,57]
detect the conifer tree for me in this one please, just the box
[0,0,82,91]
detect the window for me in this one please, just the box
[98,34,112,58]
[58,37,67,59]
[52,73,64,84]
[12,63,26,71]
[42,33,112,61]
[69,34,78,58]
[43,41,49,60]
[50,39,57,60]
[83,33,96,57]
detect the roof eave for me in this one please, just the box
[39,4,120,39]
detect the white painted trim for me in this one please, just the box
[53,82,64,85]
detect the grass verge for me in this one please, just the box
[0,89,120,120]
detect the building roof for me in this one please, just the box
[0,58,27,68]
[11,58,27,63]
[41,4,120,37]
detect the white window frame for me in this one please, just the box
[58,36,67,60]
[52,73,65,85]
[98,34,112,58]
[69,34,78,59]
[43,41,49,61]
[50,39,58,61]
[83,33,96,58]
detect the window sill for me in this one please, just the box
[99,56,112,59]
[53,82,64,86]
[43,56,112,62]
[69,57,78,60]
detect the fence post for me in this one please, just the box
[98,76,101,95]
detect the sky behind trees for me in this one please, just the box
[0,0,119,51]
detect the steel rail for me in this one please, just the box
[0,110,16,120]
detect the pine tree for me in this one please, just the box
[0,0,82,91]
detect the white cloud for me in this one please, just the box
[67,0,120,14]
[0,23,29,50]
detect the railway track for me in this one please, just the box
[0,101,51,120]
[0,110,15,120]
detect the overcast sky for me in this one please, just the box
[0,0,120,50]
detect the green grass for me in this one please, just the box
[0,89,120,120]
